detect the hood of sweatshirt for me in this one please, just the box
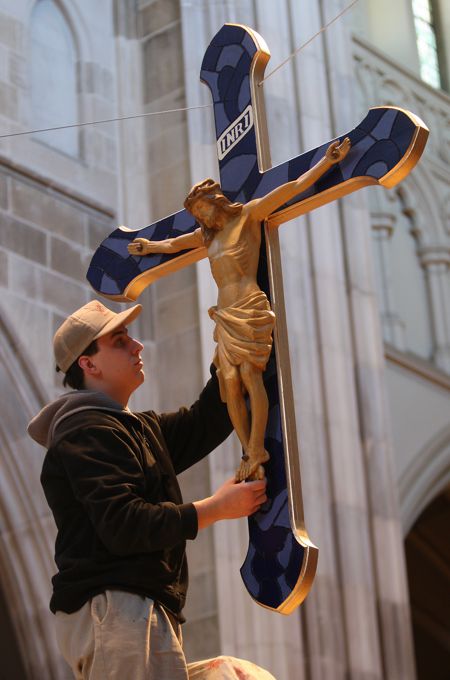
[27,390,137,448]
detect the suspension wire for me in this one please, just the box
[258,0,360,86]
[0,104,212,140]
[0,0,360,140]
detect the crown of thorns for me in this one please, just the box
[184,178,223,207]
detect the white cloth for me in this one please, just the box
[55,590,277,680]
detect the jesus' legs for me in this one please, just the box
[236,361,270,481]
[220,359,250,455]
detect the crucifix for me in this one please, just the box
[87,24,428,614]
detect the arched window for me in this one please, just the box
[389,208,433,359]
[30,0,79,156]
[370,194,433,361]
[412,0,443,89]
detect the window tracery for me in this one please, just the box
[412,0,442,89]
[30,0,79,156]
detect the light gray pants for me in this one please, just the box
[55,590,276,680]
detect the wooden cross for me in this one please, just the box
[87,24,428,614]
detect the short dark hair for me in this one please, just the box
[56,339,99,390]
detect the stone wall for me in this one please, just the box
[352,36,450,536]
[0,161,116,398]
[0,2,121,677]
[113,0,221,662]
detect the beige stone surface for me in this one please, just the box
[10,180,87,245]
[50,236,87,282]
[143,28,185,103]
[138,0,179,39]
[0,172,8,207]
[183,615,221,664]
[0,214,47,264]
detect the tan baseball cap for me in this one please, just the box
[53,300,142,372]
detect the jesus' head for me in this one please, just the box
[184,179,243,245]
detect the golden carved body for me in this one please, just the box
[207,210,260,300]
[128,138,351,480]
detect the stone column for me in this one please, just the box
[113,2,153,228]
[340,199,418,680]
[0,316,71,680]
[371,212,407,350]
[181,2,304,678]
[419,247,450,373]
[322,1,418,678]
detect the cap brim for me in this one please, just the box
[93,304,142,341]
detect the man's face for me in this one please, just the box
[190,197,219,228]
[85,324,145,399]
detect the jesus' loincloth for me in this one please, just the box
[208,290,276,402]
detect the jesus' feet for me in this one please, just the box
[235,449,270,482]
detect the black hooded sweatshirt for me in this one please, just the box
[28,369,232,620]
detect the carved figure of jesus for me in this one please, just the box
[128,138,351,481]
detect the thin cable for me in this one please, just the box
[258,0,360,86]
[0,104,211,140]
[0,0,359,139]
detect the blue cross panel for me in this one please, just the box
[87,104,425,301]
[86,23,428,613]
[241,233,307,611]
[87,104,423,300]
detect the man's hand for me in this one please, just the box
[193,477,268,530]
[325,137,351,164]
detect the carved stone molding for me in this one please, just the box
[418,245,450,268]
[370,211,407,349]
[417,247,450,372]
[398,422,450,533]
[353,36,450,168]
[355,36,450,376]
[371,211,396,236]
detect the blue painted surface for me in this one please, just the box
[86,24,424,611]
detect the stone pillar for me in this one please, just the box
[371,212,407,350]
[322,1,418,678]
[0,315,71,680]
[181,1,304,678]
[419,247,450,373]
[113,0,153,228]
[340,200,418,680]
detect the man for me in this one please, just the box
[28,299,274,680]
[128,137,351,481]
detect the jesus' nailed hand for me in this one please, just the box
[128,138,351,481]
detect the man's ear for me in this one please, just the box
[78,355,99,376]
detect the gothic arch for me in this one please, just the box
[396,166,443,247]
[395,164,444,246]
[379,76,414,110]
[26,0,96,160]
[25,0,92,59]
[404,487,450,679]
[399,423,450,535]
[0,307,66,679]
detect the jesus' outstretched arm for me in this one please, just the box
[247,137,351,222]
[127,227,203,256]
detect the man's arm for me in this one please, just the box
[54,426,199,554]
[51,425,266,555]
[127,228,203,256]
[154,366,233,475]
[247,138,351,222]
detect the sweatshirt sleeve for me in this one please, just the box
[54,425,198,556]
[156,366,233,474]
